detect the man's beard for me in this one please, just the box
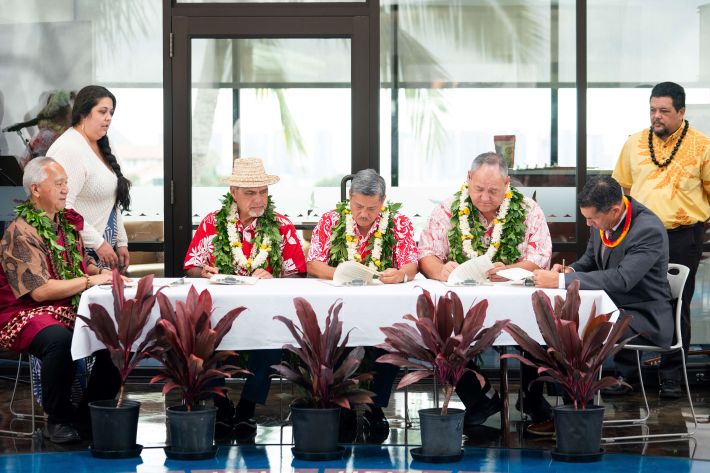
[248,209,265,218]
[653,127,669,139]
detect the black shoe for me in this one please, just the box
[363,407,390,444]
[215,398,236,439]
[660,379,682,399]
[515,395,552,424]
[233,418,257,443]
[338,408,358,443]
[601,376,633,396]
[464,392,502,427]
[43,423,80,444]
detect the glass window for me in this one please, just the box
[190,38,352,223]
[178,0,363,3]
[381,0,576,245]
[587,0,710,344]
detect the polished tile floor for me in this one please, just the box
[1,373,709,470]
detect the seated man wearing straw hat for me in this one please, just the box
[184,157,306,440]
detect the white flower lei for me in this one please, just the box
[345,207,391,271]
[226,202,272,274]
[458,182,512,261]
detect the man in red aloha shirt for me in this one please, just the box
[307,169,418,443]
[184,158,305,279]
[183,157,306,441]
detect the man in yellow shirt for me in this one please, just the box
[612,81,710,399]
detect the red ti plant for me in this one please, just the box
[148,286,251,411]
[376,289,510,415]
[270,297,375,409]
[77,270,161,407]
[501,280,634,409]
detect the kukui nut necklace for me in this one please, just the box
[648,119,689,169]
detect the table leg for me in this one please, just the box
[499,346,510,446]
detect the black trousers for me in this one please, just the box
[455,357,545,411]
[230,347,398,408]
[659,223,704,382]
[27,324,120,425]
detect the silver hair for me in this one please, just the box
[349,169,386,199]
[469,152,509,178]
[22,157,57,195]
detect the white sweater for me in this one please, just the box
[47,127,128,250]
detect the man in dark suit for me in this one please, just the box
[533,175,674,394]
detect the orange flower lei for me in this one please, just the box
[600,196,632,248]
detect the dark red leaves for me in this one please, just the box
[271,298,374,409]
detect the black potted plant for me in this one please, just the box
[148,286,250,460]
[77,271,160,458]
[271,297,375,461]
[501,280,633,462]
[376,289,509,463]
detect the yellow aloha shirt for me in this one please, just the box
[612,124,710,229]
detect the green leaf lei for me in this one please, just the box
[447,186,527,265]
[212,192,283,276]
[328,200,402,270]
[14,201,85,306]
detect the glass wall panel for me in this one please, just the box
[190,38,352,226]
[587,0,710,344]
[380,0,576,247]
[0,0,165,276]
[179,0,362,3]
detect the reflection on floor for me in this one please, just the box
[0,444,704,473]
[1,378,709,470]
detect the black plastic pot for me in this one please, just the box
[291,407,340,456]
[89,399,141,457]
[166,405,217,454]
[418,408,465,459]
[553,405,605,461]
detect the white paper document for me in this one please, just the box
[330,260,380,286]
[446,255,494,285]
[494,267,534,282]
[209,274,259,285]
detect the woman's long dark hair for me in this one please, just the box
[72,85,131,211]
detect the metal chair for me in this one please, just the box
[602,263,698,442]
[0,354,44,437]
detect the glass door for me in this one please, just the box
[167,16,376,274]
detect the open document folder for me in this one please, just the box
[327,260,381,286]
[447,255,494,285]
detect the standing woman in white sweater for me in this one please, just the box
[47,85,131,272]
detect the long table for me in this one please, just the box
[72,277,616,359]
[71,277,617,443]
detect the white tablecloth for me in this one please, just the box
[71,277,618,360]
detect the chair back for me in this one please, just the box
[667,263,690,348]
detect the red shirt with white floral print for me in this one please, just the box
[307,210,418,268]
[184,211,306,276]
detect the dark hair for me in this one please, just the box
[650,82,685,112]
[72,85,131,211]
[578,175,622,213]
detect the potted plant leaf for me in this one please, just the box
[76,270,161,458]
[376,289,509,463]
[501,280,633,462]
[271,297,375,461]
[147,286,250,460]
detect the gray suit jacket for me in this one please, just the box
[566,197,673,347]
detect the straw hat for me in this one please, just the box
[224,157,280,187]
